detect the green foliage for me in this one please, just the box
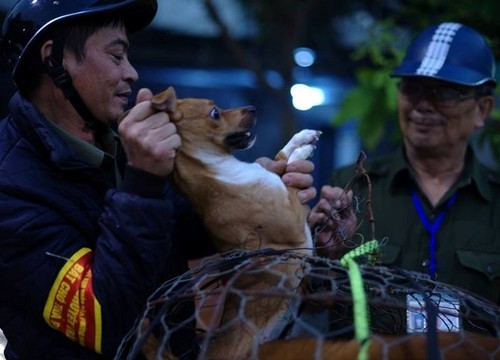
[332,20,405,150]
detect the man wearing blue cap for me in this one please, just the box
[309,22,500,304]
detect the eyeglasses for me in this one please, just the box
[397,80,477,105]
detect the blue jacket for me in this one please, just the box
[0,92,210,359]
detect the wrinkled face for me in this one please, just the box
[63,24,138,124]
[175,98,257,153]
[397,78,491,154]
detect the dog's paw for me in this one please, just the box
[288,143,316,163]
[296,129,322,145]
[277,129,321,162]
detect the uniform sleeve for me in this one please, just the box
[0,184,178,357]
[171,190,217,259]
[66,190,177,355]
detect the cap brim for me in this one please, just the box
[391,62,496,86]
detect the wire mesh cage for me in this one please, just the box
[116,249,500,360]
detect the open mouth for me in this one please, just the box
[224,131,257,150]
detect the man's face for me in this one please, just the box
[397,78,489,154]
[63,24,138,124]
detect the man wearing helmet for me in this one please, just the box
[0,0,316,359]
[309,22,500,304]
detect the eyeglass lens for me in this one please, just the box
[397,80,475,103]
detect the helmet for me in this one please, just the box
[391,22,496,86]
[1,0,158,86]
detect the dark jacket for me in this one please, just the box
[330,146,500,304]
[0,92,211,359]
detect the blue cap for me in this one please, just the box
[391,22,496,86]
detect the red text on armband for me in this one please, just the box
[43,248,102,353]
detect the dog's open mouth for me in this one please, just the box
[224,131,257,150]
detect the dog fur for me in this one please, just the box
[258,332,500,360]
[150,87,320,359]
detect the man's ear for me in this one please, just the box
[475,95,494,128]
[40,40,54,65]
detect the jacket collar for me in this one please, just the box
[8,91,117,171]
[380,145,495,203]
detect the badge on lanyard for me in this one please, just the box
[406,292,460,333]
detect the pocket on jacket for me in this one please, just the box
[456,249,500,281]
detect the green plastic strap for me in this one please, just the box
[343,257,371,360]
[339,239,379,360]
[339,239,379,266]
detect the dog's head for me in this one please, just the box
[152,87,257,153]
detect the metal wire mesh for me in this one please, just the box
[116,152,500,359]
[116,249,500,360]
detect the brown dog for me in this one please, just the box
[258,332,500,360]
[150,87,320,359]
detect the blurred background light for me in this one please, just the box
[291,84,325,111]
[293,47,316,68]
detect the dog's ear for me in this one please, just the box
[151,86,182,121]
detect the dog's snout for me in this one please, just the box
[245,106,256,116]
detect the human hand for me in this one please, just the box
[256,157,316,204]
[308,185,357,259]
[118,88,181,177]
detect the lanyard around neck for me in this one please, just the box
[411,191,457,279]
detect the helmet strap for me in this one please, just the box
[44,55,102,132]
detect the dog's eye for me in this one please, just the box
[209,107,220,119]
